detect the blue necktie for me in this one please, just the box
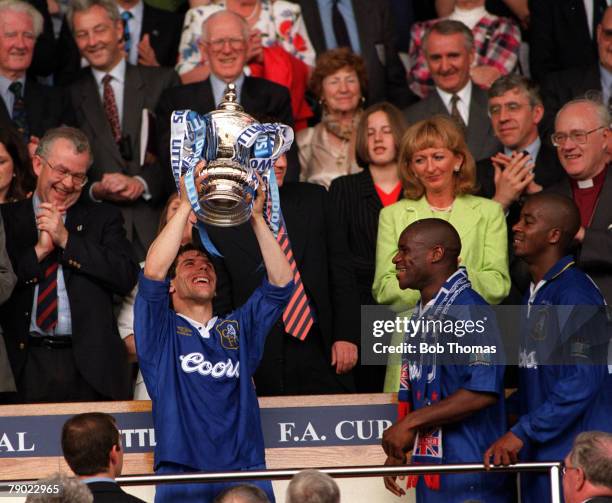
[121,11,133,56]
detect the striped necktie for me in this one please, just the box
[36,252,59,332]
[8,81,29,142]
[276,218,314,339]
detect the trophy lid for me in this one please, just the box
[218,83,244,112]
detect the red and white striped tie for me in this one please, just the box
[276,219,314,340]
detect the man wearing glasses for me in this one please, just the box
[547,98,612,305]
[156,10,298,181]
[562,431,612,503]
[0,127,139,403]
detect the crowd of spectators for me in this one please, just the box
[0,0,611,500]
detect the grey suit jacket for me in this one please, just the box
[68,64,180,257]
[548,166,612,305]
[403,83,500,162]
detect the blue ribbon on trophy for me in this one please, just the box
[169,84,293,257]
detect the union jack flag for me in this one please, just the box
[413,428,443,461]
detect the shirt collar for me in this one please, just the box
[571,165,608,189]
[542,255,576,283]
[436,80,472,110]
[527,255,575,308]
[601,64,612,85]
[177,313,218,338]
[418,268,467,313]
[210,72,245,105]
[0,73,26,95]
[504,136,542,159]
[91,58,127,87]
[119,0,143,20]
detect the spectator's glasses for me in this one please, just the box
[488,102,529,117]
[39,156,88,188]
[551,126,606,147]
[560,460,580,476]
[205,37,246,52]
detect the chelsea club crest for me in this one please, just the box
[216,319,240,350]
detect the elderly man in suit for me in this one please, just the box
[295,0,416,109]
[0,127,139,403]
[0,0,71,144]
[156,9,299,181]
[62,412,145,503]
[541,6,612,137]
[547,98,612,304]
[403,19,500,162]
[562,431,612,503]
[66,0,179,261]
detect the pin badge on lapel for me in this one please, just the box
[77,224,83,231]
[152,29,159,37]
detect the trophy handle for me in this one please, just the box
[270,124,294,159]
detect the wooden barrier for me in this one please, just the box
[0,393,396,481]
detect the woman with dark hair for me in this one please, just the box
[329,102,407,392]
[0,128,35,203]
[298,48,368,189]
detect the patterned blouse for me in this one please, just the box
[176,0,316,75]
[408,13,521,98]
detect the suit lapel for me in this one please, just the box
[448,196,480,244]
[351,0,369,56]
[0,93,11,126]
[299,0,326,53]
[141,4,155,42]
[63,201,89,283]
[77,71,123,166]
[467,86,489,141]
[358,170,383,216]
[591,166,612,230]
[197,79,216,112]
[24,78,43,134]
[122,64,144,156]
[430,91,449,116]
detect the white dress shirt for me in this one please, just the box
[436,81,472,126]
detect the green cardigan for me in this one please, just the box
[372,194,511,311]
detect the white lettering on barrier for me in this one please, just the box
[120,428,157,448]
[179,352,240,378]
[0,432,35,452]
[334,420,392,441]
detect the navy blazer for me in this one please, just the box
[0,198,139,399]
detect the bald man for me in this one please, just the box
[485,193,612,503]
[382,219,511,503]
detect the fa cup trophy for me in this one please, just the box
[169,84,293,252]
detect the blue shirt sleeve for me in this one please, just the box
[511,365,607,445]
[233,277,294,371]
